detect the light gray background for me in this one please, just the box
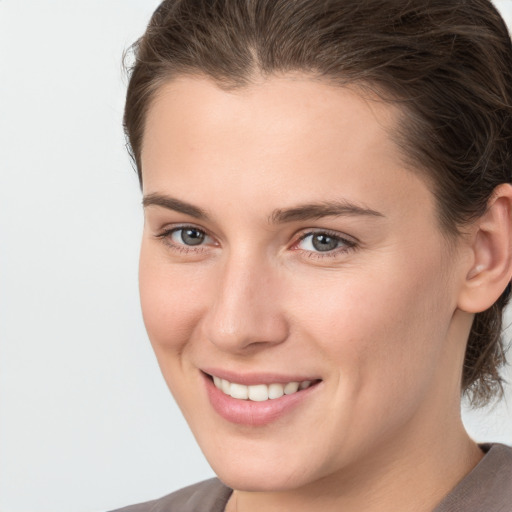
[1,2,512,511]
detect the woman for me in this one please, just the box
[113,0,512,510]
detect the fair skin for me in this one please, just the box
[139,74,512,512]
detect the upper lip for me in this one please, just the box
[201,368,321,386]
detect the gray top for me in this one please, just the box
[111,444,512,512]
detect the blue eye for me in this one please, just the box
[297,232,354,253]
[171,227,207,246]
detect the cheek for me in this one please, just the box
[292,252,454,397]
[138,242,205,356]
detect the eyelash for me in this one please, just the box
[155,225,358,259]
[294,230,358,259]
[155,225,212,255]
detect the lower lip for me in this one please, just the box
[203,374,321,426]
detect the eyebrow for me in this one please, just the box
[143,193,210,220]
[270,201,385,224]
[142,193,385,223]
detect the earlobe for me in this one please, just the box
[458,183,512,314]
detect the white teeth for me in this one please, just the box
[284,381,299,395]
[248,384,269,401]
[230,383,249,400]
[268,383,284,399]
[221,379,231,394]
[212,376,314,401]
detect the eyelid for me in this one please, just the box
[291,228,358,257]
[154,223,357,258]
[155,224,218,249]
[295,227,358,245]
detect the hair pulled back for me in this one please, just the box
[124,0,512,406]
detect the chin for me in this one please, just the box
[198,438,331,493]
[213,462,317,493]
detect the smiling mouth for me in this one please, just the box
[207,374,321,402]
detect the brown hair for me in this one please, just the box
[124,0,512,406]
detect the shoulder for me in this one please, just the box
[109,478,232,512]
[434,443,512,512]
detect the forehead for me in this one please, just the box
[142,74,401,174]
[141,74,435,228]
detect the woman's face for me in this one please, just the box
[139,75,472,491]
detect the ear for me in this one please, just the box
[457,183,512,313]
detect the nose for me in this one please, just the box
[201,253,289,354]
